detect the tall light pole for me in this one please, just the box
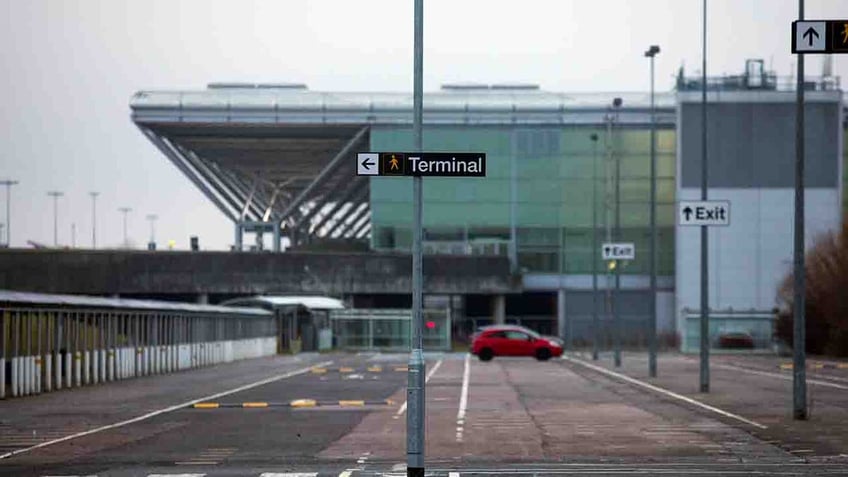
[47,191,64,247]
[146,214,158,250]
[645,45,660,378]
[90,192,99,249]
[591,133,600,361]
[0,180,18,247]
[793,0,807,421]
[118,207,132,248]
[699,0,710,394]
[612,97,623,368]
[407,0,425,475]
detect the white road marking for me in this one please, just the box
[714,363,848,390]
[259,473,318,477]
[338,471,354,477]
[457,353,471,421]
[456,352,471,442]
[563,356,767,430]
[149,474,206,477]
[449,472,461,477]
[0,360,333,461]
[394,359,443,418]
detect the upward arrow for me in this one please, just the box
[803,26,820,46]
[683,206,693,221]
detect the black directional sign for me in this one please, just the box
[356,152,486,177]
[792,20,848,54]
[678,200,731,227]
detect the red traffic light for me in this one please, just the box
[426,320,436,329]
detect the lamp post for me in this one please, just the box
[90,192,99,249]
[645,45,661,378]
[612,97,623,368]
[1,180,19,247]
[591,133,600,361]
[47,191,64,247]
[146,214,158,250]
[118,207,132,248]
[699,0,710,394]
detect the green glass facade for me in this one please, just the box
[369,125,677,275]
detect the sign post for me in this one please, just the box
[357,144,486,477]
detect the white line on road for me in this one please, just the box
[455,353,471,442]
[714,363,848,390]
[394,359,443,418]
[562,356,767,430]
[457,353,471,421]
[0,360,333,461]
[449,472,461,477]
[259,473,318,477]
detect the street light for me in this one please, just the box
[645,44,661,378]
[0,179,19,247]
[118,207,132,248]
[146,214,158,250]
[590,132,600,361]
[47,191,64,247]
[90,192,99,249]
[611,97,623,368]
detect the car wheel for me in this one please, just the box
[535,348,551,361]
[478,348,494,362]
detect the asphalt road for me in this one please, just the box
[1,351,847,477]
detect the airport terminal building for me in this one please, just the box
[130,61,847,350]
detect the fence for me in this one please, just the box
[0,290,274,399]
[330,308,451,351]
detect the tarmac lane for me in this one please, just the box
[0,353,409,477]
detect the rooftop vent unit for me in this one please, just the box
[490,83,540,91]
[207,82,308,90]
[440,83,490,91]
[256,83,308,90]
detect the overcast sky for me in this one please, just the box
[0,0,845,250]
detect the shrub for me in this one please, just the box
[776,216,848,357]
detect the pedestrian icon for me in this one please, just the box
[380,153,405,175]
[834,21,848,52]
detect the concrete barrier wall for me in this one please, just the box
[2,337,277,400]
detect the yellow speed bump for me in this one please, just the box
[242,402,269,408]
[339,400,365,407]
[838,363,848,369]
[193,402,220,409]
[290,399,317,408]
[779,363,793,370]
[385,399,396,405]
[311,367,328,374]
[394,366,408,372]
[367,365,383,373]
[812,363,824,370]
[339,367,355,373]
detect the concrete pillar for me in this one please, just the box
[234,222,243,251]
[492,295,506,325]
[557,289,567,346]
[273,223,281,252]
[197,294,209,305]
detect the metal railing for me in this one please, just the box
[1,302,275,399]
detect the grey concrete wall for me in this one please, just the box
[0,250,518,296]
[680,101,840,188]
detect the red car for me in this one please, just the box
[470,325,564,361]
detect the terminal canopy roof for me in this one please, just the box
[130,83,677,249]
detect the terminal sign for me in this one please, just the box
[356,152,486,177]
[678,200,731,226]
